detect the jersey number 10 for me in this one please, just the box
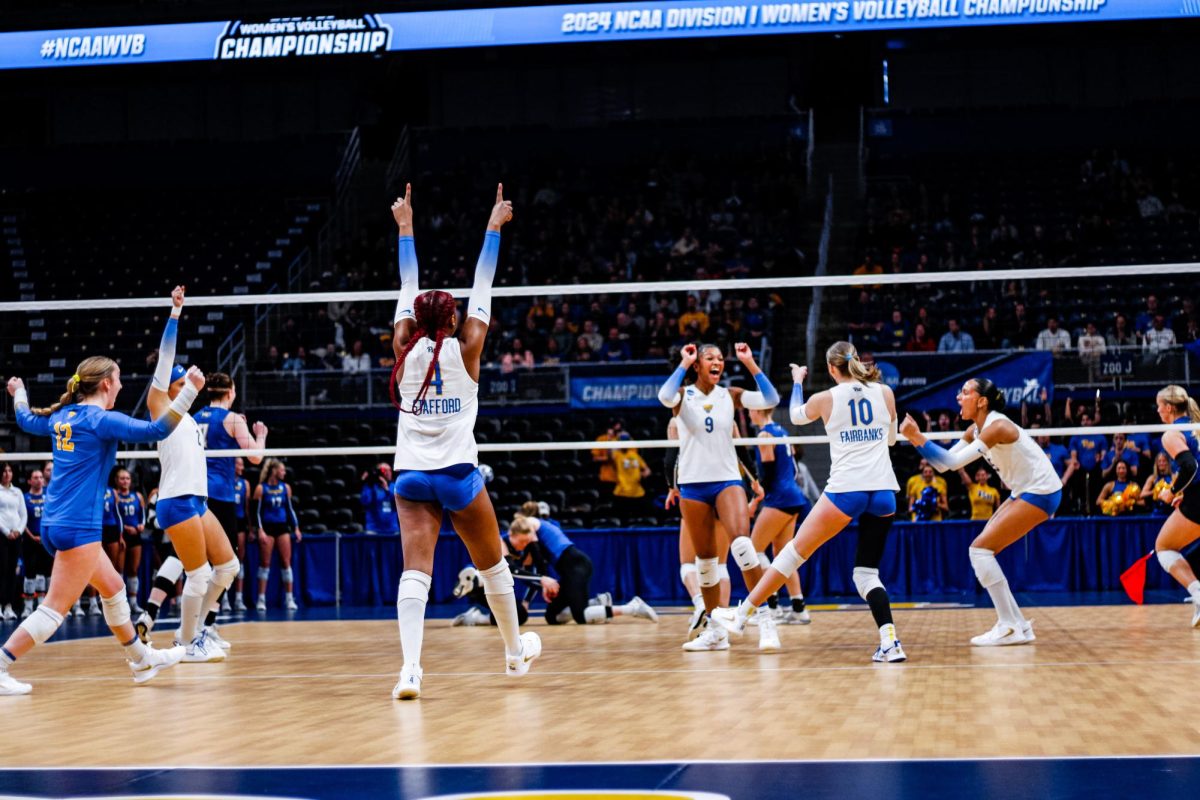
[847,398,874,426]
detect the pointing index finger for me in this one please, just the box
[496,182,504,204]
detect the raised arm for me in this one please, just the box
[8,378,52,437]
[787,363,832,426]
[460,183,513,375]
[392,184,419,356]
[147,286,186,418]
[98,366,205,443]
[658,344,696,408]
[731,343,779,410]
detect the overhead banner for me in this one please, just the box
[877,350,1053,412]
[570,375,664,409]
[2,1,1196,71]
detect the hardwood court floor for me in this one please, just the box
[4,604,1200,768]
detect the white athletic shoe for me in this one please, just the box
[780,608,812,625]
[1,605,16,621]
[970,621,1029,647]
[128,598,144,616]
[71,601,84,618]
[710,605,750,638]
[284,594,298,611]
[1022,619,1036,642]
[873,640,907,663]
[682,621,729,652]
[87,597,102,617]
[685,606,707,641]
[392,663,422,700]
[205,625,232,651]
[1192,605,1200,629]
[590,592,613,608]
[20,599,33,619]
[255,596,267,612]
[129,645,185,684]
[506,631,542,677]
[452,607,490,627]
[134,611,154,644]
[0,670,32,695]
[625,596,658,623]
[233,594,247,613]
[758,615,781,652]
[182,631,227,663]
[219,596,231,613]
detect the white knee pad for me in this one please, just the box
[23,578,35,594]
[718,564,730,581]
[968,546,1005,589]
[852,567,885,602]
[158,556,184,584]
[257,566,270,582]
[34,575,46,593]
[679,562,698,584]
[397,570,431,608]
[769,541,805,578]
[211,559,239,592]
[183,564,213,598]
[101,589,131,628]
[281,567,294,584]
[1157,549,1184,572]
[730,536,759,571]
[697,557,720,588]
[758,553,771,570]
[478,560,515,596]
[18,605,64,645]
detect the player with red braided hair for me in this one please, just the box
[388,183,541,701]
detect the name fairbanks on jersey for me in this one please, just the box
[839,426,887,444]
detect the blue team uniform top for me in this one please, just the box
[259,481,296,526]
[536,519,574,562]
[1166,416,1200,475]
[24,491,45,536]
[234,477,248,519]
[756,422,810,510]
[116,490,144,528]
[196,406,239,502]
[361,481,399,534]
[15,403,178,532]
[101,488,121,527]
[1042,442,1071,477]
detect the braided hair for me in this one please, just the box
[390,290,458,414]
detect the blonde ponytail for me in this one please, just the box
[1157,385,1200,422]
[825,341,881,384]
[259,457,283,485]
[32,356,116,416]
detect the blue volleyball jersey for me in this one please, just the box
[537,519,574,562]
[757,422,809,507]
[116,490,144,527]
[101,488,121,527]
[259,482,293,525]
[234,477,248,519]
[196,406,239,502]
[24,491,45,536]
[15,403,179,532]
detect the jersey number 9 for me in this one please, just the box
[704,416,714,433]
[847,398,874,427]
[53,422,75,452]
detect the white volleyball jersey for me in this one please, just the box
[676,384,740,485]
[976,411,1062,497]
[157,413,209,499]
[824,381,899,493]
[394,337,479,471]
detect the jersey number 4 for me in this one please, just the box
[847,398,874,426]
[429,363,444,396]
[53,422,75,452]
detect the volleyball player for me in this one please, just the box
[20,470,49,619]
[1148,385,1200,626]
[0,464,26,621]
[389,183,539,700]
[231,458,251,611]
[144,286,239,662]
[252,459,300,610]
[113,468,146,614]
[95,481,123,616]
[1,357,199,695]
[196,372,267,621]
[657,340,780,652]
[714,346,907,663]
[899,377,1062,646]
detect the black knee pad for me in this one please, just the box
[854,513,894,569]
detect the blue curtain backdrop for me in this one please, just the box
[265,517,1177,607]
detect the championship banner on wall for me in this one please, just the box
[570,375,664,409]
[1,0,1196,70]
[876,350,1053,412]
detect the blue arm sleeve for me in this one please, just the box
[15,406,53,438]
[658,366,687,407]
[755,373,780,407]
[916,439,988,473]
[95,410,177,443]
[394,235,419,324]
[152,316,178,391]
[788,383,806,422]
[467,231,500,324]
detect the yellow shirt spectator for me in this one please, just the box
[907,465,948,521]
[612,447,650,498]
[958,466,999,520]
[592,429,619,484]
